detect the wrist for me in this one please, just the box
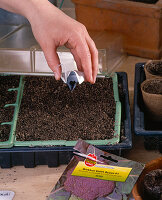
[23,0,49,22]
[26,0,62,23]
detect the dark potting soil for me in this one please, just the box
[0,125,12,142]
[147,61,162,76]
[0,75,20,142]
[128,0,158,4]
[16,76,116,141]
[143,169,162,200]
[143,79,162,95]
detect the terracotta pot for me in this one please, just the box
[141,79,162,121]
[132,157,162,200]
[144,60,162,79]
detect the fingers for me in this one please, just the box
[43,45,62,80]
[40,22,98,84]
[75,40,93,83]
[86,36,98,83]
[70,37,98,83]
[70,48,83,72]
[67,24,98,84]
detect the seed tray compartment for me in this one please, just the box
[134,63,162,136]
[14,73,121,147]
[0,72,132,168]
[0,75,23,148]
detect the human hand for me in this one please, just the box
[0,0,98,82]
[27,0,98,83]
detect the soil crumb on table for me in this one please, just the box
[0,76,20,142]
[16,76,116,141]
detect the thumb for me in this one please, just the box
[43,46,62,80]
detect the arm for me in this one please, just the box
[0,0,98,83]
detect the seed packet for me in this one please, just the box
[47,139,145,200]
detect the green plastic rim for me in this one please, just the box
[0,75,23,148]
[14,73,121,147]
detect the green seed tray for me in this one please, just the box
[0,75,23,148]
[14,72,121,147]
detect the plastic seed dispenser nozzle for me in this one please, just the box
[61,69,84,91]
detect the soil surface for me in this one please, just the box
[16,76,116,141]
[0,76,20,142]
[143,169,162,200]
[146,61,162,76]
[143,79,162,95]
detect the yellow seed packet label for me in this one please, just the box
[72,161,132,182]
